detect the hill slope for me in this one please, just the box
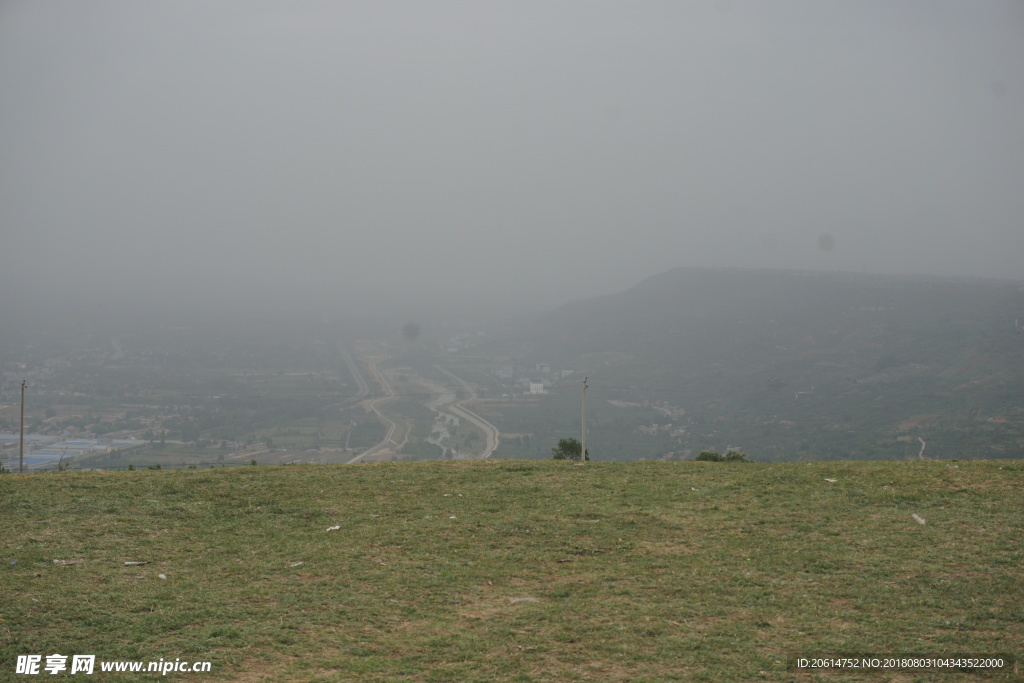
[2,461,1021,680]
[485,268,1024,461]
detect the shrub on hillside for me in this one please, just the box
[552,437,589,461]
[695,451,750,462]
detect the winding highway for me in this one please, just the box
[434,365,500,459]
[338,342,369,404]
[337,342,500,463]
[345,346,401,464]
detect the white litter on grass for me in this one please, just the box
[691,487,698,491]
[290,561,304,568]
[158,573,167,580]
[824,478,838,483]
[912,514,927,525]
[449,516,457,519]
[326,525,341,532]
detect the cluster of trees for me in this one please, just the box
[551,437,589,461]
[549,439,753,463]
[695,450,749,462]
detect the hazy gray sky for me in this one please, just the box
[2,1,1022,317]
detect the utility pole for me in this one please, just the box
[19,380,26,473]
[581,376,588,462]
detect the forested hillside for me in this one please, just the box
[485,268,1024,462]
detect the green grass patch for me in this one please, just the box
[1,460,1021,680]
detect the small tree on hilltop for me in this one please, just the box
[552,437,589,461]
[696,451,723,462]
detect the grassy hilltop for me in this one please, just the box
[2,460,1022,681]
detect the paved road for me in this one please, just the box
[338,346,500,463]
[346,348,400,464]
[434,366,500,459]
[338,342,369,404]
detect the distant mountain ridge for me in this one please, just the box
[491,267,1024,461]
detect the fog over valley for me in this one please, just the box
[5,6,1024,676]
[2,2,1023,469]
[2,1,1022,321]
